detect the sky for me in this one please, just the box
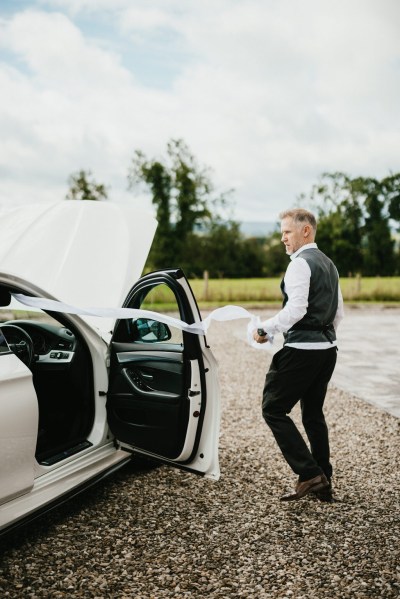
[0,0,399,222]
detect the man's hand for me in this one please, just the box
[253,329,269,344]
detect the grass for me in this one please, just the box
[186,276,400,307]
[118,276,400,309]
[339,276,400,302]
[189,278,283,305]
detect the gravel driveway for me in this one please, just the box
[1,316,399,598]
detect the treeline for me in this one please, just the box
[67,140,400,278]
[127,139,274,278]
[302,172,400,277]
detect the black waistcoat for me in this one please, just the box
[282,248,339,345]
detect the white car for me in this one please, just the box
[0,202,220,536]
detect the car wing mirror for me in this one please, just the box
[132,318,172,343]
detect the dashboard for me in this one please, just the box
[2,320,76,365]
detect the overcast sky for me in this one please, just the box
[1,0,399,222]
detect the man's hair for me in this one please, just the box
[279,208,317,232]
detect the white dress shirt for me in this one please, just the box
[262,243,344,350]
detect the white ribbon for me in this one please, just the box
[12,293,273,349]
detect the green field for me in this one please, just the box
[184,276,400,306]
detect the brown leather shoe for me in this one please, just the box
[313,480,335,503]
[280,474,329,502]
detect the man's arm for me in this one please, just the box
[253,258,311,343]
[333,285,344,331]
[263,258,311,334]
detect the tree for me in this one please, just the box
[262,231,290,277]
[201,221,265,278]
[302,171,399,276]
[66,170,108,201]
[381,173,400,227]
[301,172,364,275]
[351,177,395,275]
[128,139,231,269]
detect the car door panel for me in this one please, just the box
[107,269,220,478]
[108,348,187,458]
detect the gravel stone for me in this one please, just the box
[1,316,399,598]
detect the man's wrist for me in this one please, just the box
[256,327,274,344]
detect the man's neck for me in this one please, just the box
[290,242,317,260]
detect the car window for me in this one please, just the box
[0,296,55,326]
[130,283,183,345]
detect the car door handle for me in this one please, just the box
[122,369,179,401]
[140,372,154,380]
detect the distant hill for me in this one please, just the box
[239,221,277,237]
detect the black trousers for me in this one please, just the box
[262,346,337,482]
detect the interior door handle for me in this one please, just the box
[140,372,154,380]
[122,369,179,400]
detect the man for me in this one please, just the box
[253,208,344,502]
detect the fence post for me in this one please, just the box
[356,273,361,295]
[203,270,209,301]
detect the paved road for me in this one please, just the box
[332,306,400,418]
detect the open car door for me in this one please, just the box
[107,269,220,480]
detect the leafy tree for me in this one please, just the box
[302,171,399,276]
[352,177,395,275]
[128,139,231,269]
[394,247,400,275]
[240,236,270,278]
[261,231,290,277]
[301,172,363,275]
[381,173,400,227]
[169,219,269,278]
[66,170,108,201]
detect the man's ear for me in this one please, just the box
[304,225,310,238]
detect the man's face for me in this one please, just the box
[280,217,310,255]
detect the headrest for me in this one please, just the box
[0,288,11,306]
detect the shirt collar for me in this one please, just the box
[290,242,318,261]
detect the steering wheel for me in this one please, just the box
[0,324,34,368]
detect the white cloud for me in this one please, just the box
[1,10,132,89]
[0,9,179,207]
[0,1,399,221]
